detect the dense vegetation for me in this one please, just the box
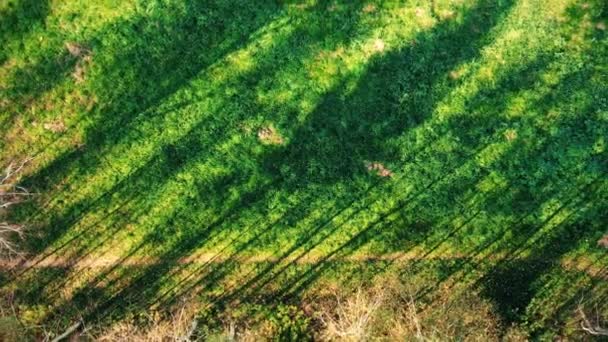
[1,0,607,340]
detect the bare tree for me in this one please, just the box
[0,158,33,255]
[579,306,608,336]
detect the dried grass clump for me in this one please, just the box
[315,276,503,341]
[65,42,92,83]
[372,39,385,52]
[319,288,384,341]
[389,285,502,341]
[0,317,22,341]
[43,120,67,133]
[366,161,393,178]
[504,128,518,142]
[65,42,89,58]
[257,125,284,145]
[598,234,608,248]
[95,301,200,342]
[362,4,376,13]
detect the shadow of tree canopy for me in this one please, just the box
[0,0,50,63]
[1,0,607,339]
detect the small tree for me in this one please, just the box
[0,158,33,255]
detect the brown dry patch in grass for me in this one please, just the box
[72,55,92,84]
[560,257,608,281]
[0,251,466,274]
[72,62,88,83]
[0,98,10,111]
[43,119,67,133]
[90,297,201,341]
[598,235,608,248]
[65,42,92,83]
[372,38,385,52]
[3,250,605,283]
[439,10,456,20]
[504,128,518,141]
[318,287,384,341]
[317,46,346,60]
[257,125,284,145]
[363,38,387,56]
[80,94,98,111]
[449,69,464,80]
[3,254,602,340]
[362,4,376,14]
[309,274,504,341]
[65,42,90,58]
[366,161,393,178]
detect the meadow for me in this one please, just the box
[0,0,607,340]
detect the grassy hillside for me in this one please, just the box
[1,0,607,340]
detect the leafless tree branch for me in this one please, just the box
[579,306,608,336]
[0,158,33,255]
[50,322,82,342]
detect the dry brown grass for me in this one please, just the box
[389,289,502,341]
[598,234,608,248]
[94,300,200,342]
[319,287,384,341]
[504,129,518,142]
[43,120,67,133]
[65,42,89,58]
[365,161,393,178]
[372,39,385,53]
[65,42,92,83]
[0,316,23,342]
[362,4,376,14]
[314,276,504,341]
[12,273,519,341]
[257,125,284,145]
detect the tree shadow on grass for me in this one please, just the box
[479,191,608,337]
[0,0,50,64]
[154,0,518,323]
[8,0,519,334]
[6,0,374,327]
[3,0,608,338]
[207,1,608,334]
[13,0,288,254]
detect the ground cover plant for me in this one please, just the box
[0,0,607,340]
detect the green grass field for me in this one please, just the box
[1,0,607,339]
